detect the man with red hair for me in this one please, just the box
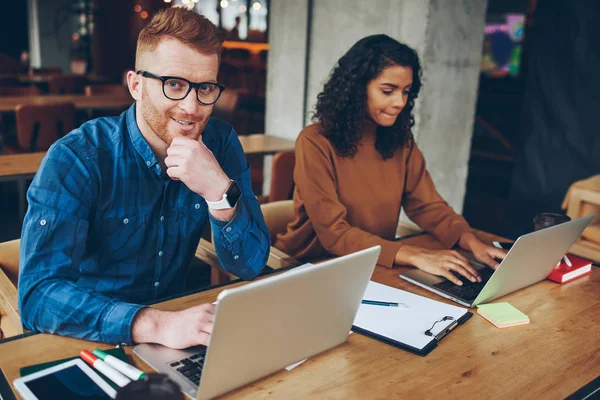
[19,7,270,349]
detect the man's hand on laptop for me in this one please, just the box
[396,245,480,286]
[458,232,507,270]
[131,304,216,349]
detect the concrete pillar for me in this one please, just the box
[265,0,487,214]
[27,0,73,72]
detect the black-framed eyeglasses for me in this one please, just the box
[136,70,225,105]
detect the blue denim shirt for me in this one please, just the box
[18,104,270,345]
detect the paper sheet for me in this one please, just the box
[353,281,469,350]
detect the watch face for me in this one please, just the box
[226,181,242,207]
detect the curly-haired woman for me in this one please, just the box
[275,35,505,285]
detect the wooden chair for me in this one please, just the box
[48,75,86,94]
[257,151,295,204]
[562,175,600,262]
[0,86,41,97]
[196,200,300,286]
[2,102,75,154]
[0,239,22,338]
[0,87,42,149]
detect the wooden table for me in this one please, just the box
[0,136,293,182]
[0,94,133,113]
[0,152,46,219]
[16,74,110,85]
[0,153,45,183]
[238,134,295,156]
[0,232,598,399]
[0,134,293,221]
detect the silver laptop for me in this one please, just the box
[400,215,594,307]
[133,246,381,400]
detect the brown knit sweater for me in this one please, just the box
[274,122,472,268]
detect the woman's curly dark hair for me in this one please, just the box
[313,34,422,159]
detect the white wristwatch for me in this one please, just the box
[205,180,242,210]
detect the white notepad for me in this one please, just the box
[352,281,471,354]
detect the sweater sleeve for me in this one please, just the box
[294,132,402,268]
[402,141,472,248]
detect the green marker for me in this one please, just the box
[93,349,146,381]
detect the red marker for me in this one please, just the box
[80,349,131,387]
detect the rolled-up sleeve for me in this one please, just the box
[209,128,270,280]
[18,143,144,344]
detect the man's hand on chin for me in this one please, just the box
[165,136,237,221]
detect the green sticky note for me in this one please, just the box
[477,303,530,328]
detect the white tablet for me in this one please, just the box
[13,358,117,400]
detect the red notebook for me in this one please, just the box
[547,254,593,283]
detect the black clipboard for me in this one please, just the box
[352,311,473,356]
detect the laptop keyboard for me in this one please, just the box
[433,266,495,301]
[169,351,206,387]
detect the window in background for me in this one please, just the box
[171,0,267,42]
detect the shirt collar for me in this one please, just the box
[126,103,161,174]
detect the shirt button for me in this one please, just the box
[160,216,164,222]
[158,251,163,257]
[39,219,47,226]
[154,282,160,287]
[195,203,200,209]
[234,255,239,260]
[146,160,151,166]
[226,227,232,232]
[123,218,129,224]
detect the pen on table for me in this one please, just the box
[93,349,146,381]
[361,300,399,307]
[80,350,131,387]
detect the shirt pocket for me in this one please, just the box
[176,201,206,238]
[96,213,147,263]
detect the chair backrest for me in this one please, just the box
[48,75,87,94]
[0,86,41,97]
[261,200,295,244]
[268,151,296,203]
[85,83,130,97]
[15,102,75,152]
